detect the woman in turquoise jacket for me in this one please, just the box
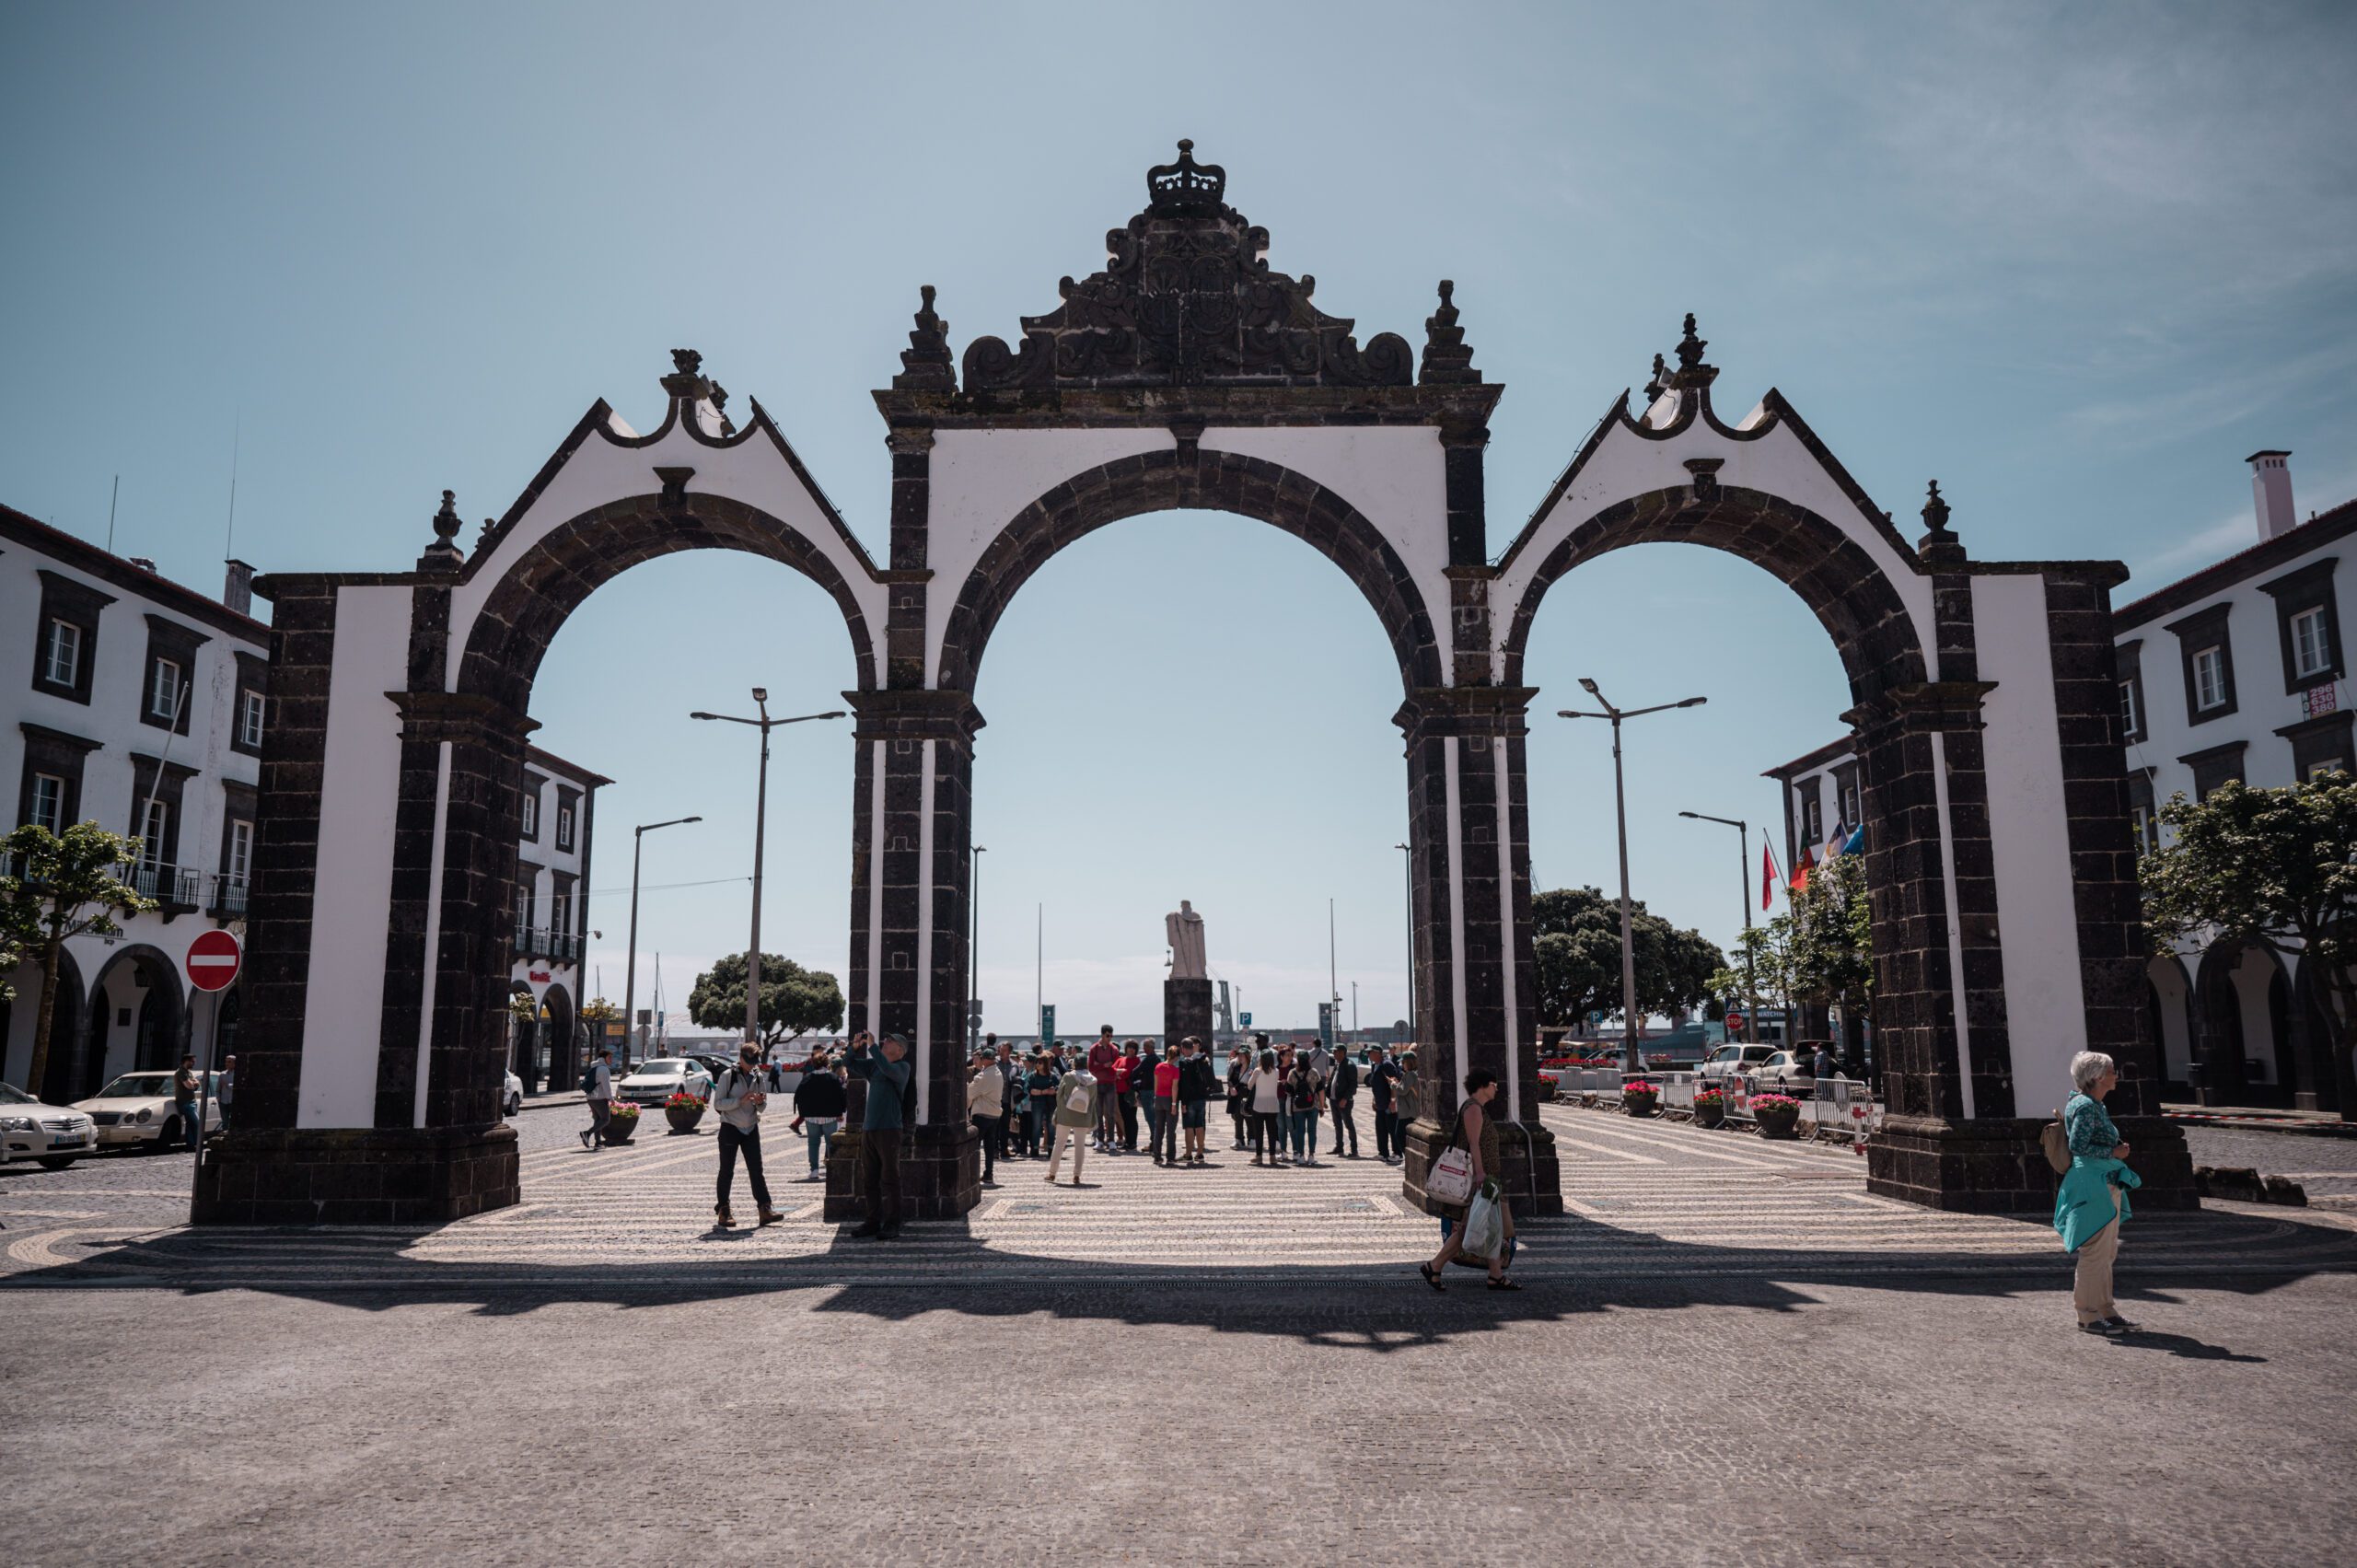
[2054,1050,2143,1337]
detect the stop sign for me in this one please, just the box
[185,928,243,993]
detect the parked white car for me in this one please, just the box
[502,1067,523,1119]
[1697,1044,1779,1086]
[1,1081,98,1169]
[614,1058,713,1108]
[74,1071,221,1150]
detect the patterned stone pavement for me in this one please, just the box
[6,1104,2355,1566]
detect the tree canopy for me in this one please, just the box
[1531,886,1724,1028]
[0,821,153,1092]
[687,951,845,1047]
[2144,776,2357,1059]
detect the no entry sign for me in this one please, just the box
[185,929,243,993]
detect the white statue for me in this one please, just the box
[1166,900,1208,980]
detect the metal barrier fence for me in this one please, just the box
[1559,1067,1882,1143]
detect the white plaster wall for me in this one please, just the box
[1971,574,2089,1114]
[921,427,1174,686]
[1199,425,1456,679]
[1493,414,1936,683]
[446,415,888,691]
[296,585,412,1128]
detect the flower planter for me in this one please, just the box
[601,1109,642,1145]
[665,1103,706,1134]
[1694,1100,1725,1129]
[1754,1107,1800,1140]
[1622,1092,1659,1118]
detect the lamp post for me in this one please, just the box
[1395,842,1415,1046]
[622,816,701,1067]
[969,844,986,1053]
[1678,810,1759,1044]
[691,691,846,1045]
[1559,680,1707,1074]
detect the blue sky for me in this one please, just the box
[5,2,2352,1032]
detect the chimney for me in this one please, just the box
[223,558,254,618]
[2248,449,2296,540]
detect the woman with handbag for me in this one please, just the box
[1419,1068,1518,1292]
[1247,1049,1288,1167]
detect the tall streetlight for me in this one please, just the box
[1395,842,1415,1047]
[623,816,702,1066]
[969,844,987,1053]
[1678,811,1759,1044]
[690,691,846,1045]
[1559,680,1707,1073]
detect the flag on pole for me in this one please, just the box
[1760,843,1782,910]
[1790,843,1816,894]
[1822,819,1848,860]
[1840,823,1864,857]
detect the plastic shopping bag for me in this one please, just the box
[1457,1186,1505,1265]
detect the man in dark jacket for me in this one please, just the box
[1328,1050,1361,1157]
[1365,1047,1402,1164]
[844,1034,912,1239]
[791,1052,848,1179]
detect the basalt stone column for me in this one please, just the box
[1395,685,1560,1217]
[826,687,982,1222]
[2041,566,2194,1205]
[1165,979,1213,1057]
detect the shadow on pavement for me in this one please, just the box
[5,1202,2351,1348]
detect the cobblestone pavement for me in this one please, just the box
[4,1103,2352,1565]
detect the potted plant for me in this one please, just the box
[664,1090,708,1134]
[1621,1078,1659,1117]
[1752,1092,1802,1140]
[1692,1086,1725,1128]
[601,1101,643,1144]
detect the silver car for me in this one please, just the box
[1,1081,98,1169]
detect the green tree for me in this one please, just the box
[1531,886,1724,1029]
[687,951,845,1049]
[2143,776,2357,1108]
[0,822,152,1095]
[1785,850,1873,1058]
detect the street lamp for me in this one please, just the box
[1395,842,1415,1047]
[691,691,846,1044]
[1678,811,1759,1045]
[970,844,987,1053]
[623,816,702,1067]
[1560,681,1707,1074]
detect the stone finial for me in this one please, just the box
[1670,312,1718,389]
[477,515,497,550]
[419,489,463,573]
[893,282,958,391]
[660,348,709,400]
[1917,479,1964,567]
[1643,353,1669,403]
[1418,278,1480,386]
[1147,137,1225,211]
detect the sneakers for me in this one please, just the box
[579,1129,594,1150]
[2080,1317,2142,1337]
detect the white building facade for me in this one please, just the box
[508,744,605,1092]
[1769,452,2356,1114]
[1,505,267,1102]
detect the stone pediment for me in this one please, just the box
[958,141,1417,392]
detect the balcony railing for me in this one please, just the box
[512,926,583,964]
[211,875,249,916]
[129,863,204,908]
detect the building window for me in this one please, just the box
[2125,771,2157,856]
[521,793,539,837]
[227,818,254,883]
[2181,742,2247,803]
[2292,607,2330,679]
[137,798,169,869]
[238,689,265,748]
[2191,646,2227,712]
[147,655,182,721]
[556,804,575,852]
[42,620,81,687]
[2119,679,2141,738]
[2279,712,2355,784]
[2116,638,2148,745]
[29,570,113,706]
[551,883,572,935]
[2258,557,2342,695]
[29,772,65,833]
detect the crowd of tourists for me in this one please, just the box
[953,1026,1426,1187]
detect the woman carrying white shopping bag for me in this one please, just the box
[1419,1068,1518,1292]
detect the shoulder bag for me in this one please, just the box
[1426,1110,1476,1207]
[2039,1099,2073,1176]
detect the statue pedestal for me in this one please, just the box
[1164,977,1213,1053]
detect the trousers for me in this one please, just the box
[857,1126,903,1231]
[716,1121,772,1213]
[1330,1094,1358,1155]
[1375,1108,1400,1160]
[2073,1185,2124,1324]
[970,1112,1002,1183]
[1048,1125,1089,1183]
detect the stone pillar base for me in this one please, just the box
[822,1122,981,1223]
[1164,977,1213,1053]
[191,1124,519,1225]
[1865,1114,2196,1214]
[1400,1118,1563,1217]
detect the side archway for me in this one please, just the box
[85,945,188,1090]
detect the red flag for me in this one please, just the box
[1760,844,1782,910]
[1790,843,1816,895]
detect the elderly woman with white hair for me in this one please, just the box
[2054,1050,2144,1336]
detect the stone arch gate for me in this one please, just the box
[196,144,2189,1225]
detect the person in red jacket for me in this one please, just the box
[1087,1028,1120,1152]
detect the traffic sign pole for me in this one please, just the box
[182,930,242,1218]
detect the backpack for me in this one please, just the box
[2039,1103,2073,1176]
[579,1063,598,1095]
[1062,1075,1095,1118]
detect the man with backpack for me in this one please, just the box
[1329,1048,1361,1158]
[844,1034,913,1240]
[579,1047,614,1149]
[1177,1037,1217,1166]
[1285,1051,1325,1167]
[1047,1057,1100,1187]
[711,1042,784,1230]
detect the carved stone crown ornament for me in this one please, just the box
[959,139,1422,392]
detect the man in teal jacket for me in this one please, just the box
[845,1033,911,1240]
